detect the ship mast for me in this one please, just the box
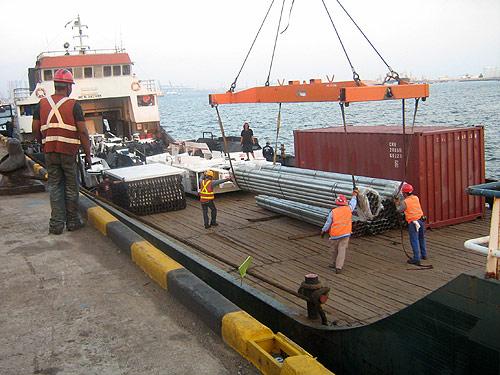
[66,14,90,54]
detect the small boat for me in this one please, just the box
[13,15,163,144]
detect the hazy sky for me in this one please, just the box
[1,0,499,95]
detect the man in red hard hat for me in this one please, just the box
[32,68,92,235]
[395,182,428,265]
[320,189,358,274]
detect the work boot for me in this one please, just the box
[210,222,218,227]
[422,256,427,260]
[407,259,421,266]
[328,264,336,269]
[335,268,342,274]
[49,227,64,235]
[67,221,85,232]
[204,224,210,229]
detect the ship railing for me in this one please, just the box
[464,181,500,279]
[36,48,126,59]
[13,88,31,102]
[139,80,162,95]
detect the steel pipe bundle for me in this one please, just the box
[256,195,400,237]
[255,195,373,237]
[239,164,403,236]
[234,164,400,210]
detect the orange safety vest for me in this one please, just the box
[329,206,352,237]
[40,95,81,156]
[404,195,424,223]
[199,179,215,202]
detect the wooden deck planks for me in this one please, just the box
[140,191,491,326]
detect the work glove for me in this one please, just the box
[320,231,326,238]
[352,188,359,196]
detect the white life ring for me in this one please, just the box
[35,87,46,98]
[131,82,141,91]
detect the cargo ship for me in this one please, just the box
[13,15,162,143]
[82,118,498,374]
[6,11,499,375]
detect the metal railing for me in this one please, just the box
[139,80,162,94]
[36,48,126,60]
[464,181,500,279]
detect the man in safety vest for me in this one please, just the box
[199,170,232,229]
[320,189,358,274]
[32,69,92,235]
[394,182,428,265]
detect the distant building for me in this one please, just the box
[483,66,500,78]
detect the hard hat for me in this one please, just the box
[335,194,348,206]
[401,182,414,194]
[54,69,75,84]
[205,170,214,178]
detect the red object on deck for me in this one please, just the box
[146,133,153,139]
[294,126,485,228]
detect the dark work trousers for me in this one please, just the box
[201,201,217,227]
[45,152,82,231]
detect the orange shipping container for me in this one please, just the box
[294,126,485,228]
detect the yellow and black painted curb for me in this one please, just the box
[78,195,332,375]
[0,134,48,180]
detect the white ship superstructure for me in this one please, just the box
[14,15,161,141]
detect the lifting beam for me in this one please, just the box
[209,78,429,106]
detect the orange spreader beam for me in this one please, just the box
[209,79,429,106]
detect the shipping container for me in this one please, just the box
[294,126,485,228]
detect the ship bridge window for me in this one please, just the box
[103,66,112,77]
[113,65,121,76]
[94,66,103,78]
[43,70,53,81]
[73,67,83,79]
[84,67,93,78]
[122,65,131,75]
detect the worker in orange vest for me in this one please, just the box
[395,182,428,265]
[320,189,358,274]
[199,170,232,229]
[32,69,92,235]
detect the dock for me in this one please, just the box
[142,191,489,327]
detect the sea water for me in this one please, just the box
[159,81,499,179]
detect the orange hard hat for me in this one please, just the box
[205,170,214,178]
[402,182,414,193]
[335,194,348,206]
[54,69,75,84]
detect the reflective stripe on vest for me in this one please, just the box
[40,95,81,155]
[200,179,215,201]
[404,195,424,223]
[329,206,352,237]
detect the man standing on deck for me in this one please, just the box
[32,69,92,235]
[262,141,274,162]
[320,190,358,274]
[199,170,232,229]
[394,182,428,265]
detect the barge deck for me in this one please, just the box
[141,191,489,327]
